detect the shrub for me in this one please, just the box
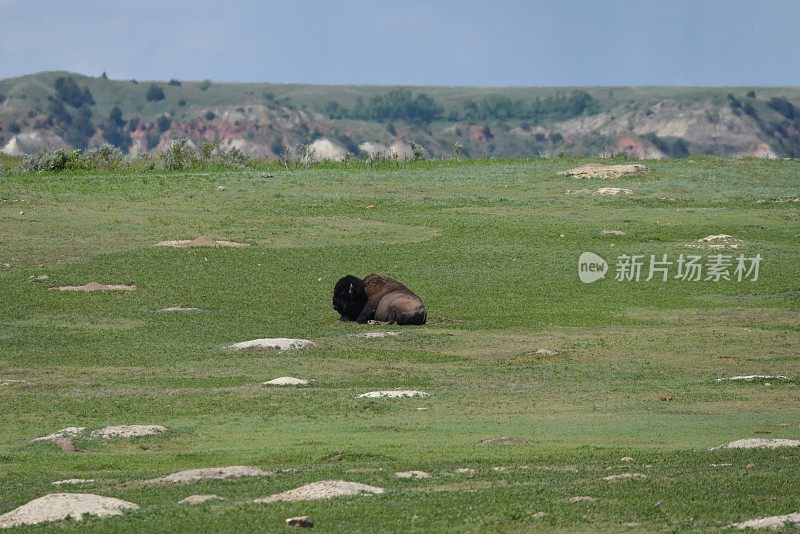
[767,97,796,120]
[21,147,81,172]
[146,84,166,102]
[199,79,212,91]
[156,115,172,132]
[160,138,196,170]
[409,140,426,160]
[168,79,182,86]
[82,144,125,170]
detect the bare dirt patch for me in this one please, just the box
[156,307,202,313]
[51,282,136,292]
[560,163,646,179]
[177,495,225,505]
[731,512,800,530]
[254,480,384,503]
[394,471,430,479]
[600,230,626,236]
[687,234,744,250]
[454,468,475,477]
[91,425,168,439]
[52,479,94,485]
[712,438,800,450]
[480,437,530,446]
[155,235,250,248]
[51,437,79,453]
[715,375,789,382]
[32,427,85,442]
[595,187,633,196]
[569,496,596,503]
[357,390,429,399]
[228,338,314,351]
[0,493,138,528]
[355,332,401,338]
[148,466,273,484]
[603,473,646,482]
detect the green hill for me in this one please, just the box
[2,71,800,158]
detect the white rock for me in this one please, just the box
[263,376,310,386]
[148,466,273,484]
[355,332,401,338]
[357,390,429,399]
[712,438,800,450]
[254,480,384,503]
[0,493,138,528]
[51,479,95,485]
[32,427,85,442]
[394,471,430,479]
[731,512,800,530]
[91,425,168,439]
[227,338,314,351]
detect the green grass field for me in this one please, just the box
[1,157,798,532]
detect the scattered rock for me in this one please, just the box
[254,480,384,503]
[491,466,508,472]
[600,230,626,236]
[480,437,529,446]
[688,234,744,250]
[357,390,428,399]
[712,438,800,450]
[52,479,94,485]
[285,516,315,528]
[155,236,250,248]
[532,511,547,519]
[177,495,225,505]
[156,307,202,313]
[535,348,559,356]
[32,427,86,442]
[227,338,314,351]
[27,274,49,282]
[354,332,401,338]
[263,376,310,386]
[710,463,733,467]
[595,187,633,196]
[732,513,800,530]
[51,438,79,453]
[0,493,138,528]
[603,473,646,482]
[620,456,634,462]
[148,466,273,484]
[715,375,789,382]
[569,496,596,503]
[91,425,168,439]
[416,407,429,411]
[52,282,136,292]
[394,471,430,479]
[0,379,27,386]
[561,163,646,179]
[566,188,592,195]
[454,468,475,477]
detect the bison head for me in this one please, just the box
[332,275,368,321]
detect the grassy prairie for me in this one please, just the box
[0,157,799,532]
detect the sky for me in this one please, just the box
[1,0,798,87]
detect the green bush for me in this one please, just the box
[20,147,81,172]
[146,84,166,102]
[160,138,197,170]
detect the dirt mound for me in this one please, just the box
[560,164,646,179]
[52,282,136,292]
[148,466,273,484]
[254,480,384,503]
[177,495,225,505]
[481,437,530,445]
[227,338,314,351]
[688,234,743,250]
[595,187,633,196]
[731,512,800,529]
[155,236,250,248]
[394,471,430,479]
[603,473,646,481]
[52,479,94,485]
[454,468,475,477]
[32,427,85,442]
[0,493,138,528]
[357,390,428,399]
[712,438,800,450]
[156,307,201,313]
[715,375,789,382]
[91,425,168,439]
[263,376,309,386]
[536,348,559,356]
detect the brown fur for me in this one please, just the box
[333,274,427,325]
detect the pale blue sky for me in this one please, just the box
[1,0,798,86]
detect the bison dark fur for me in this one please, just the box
[332,274,427,325]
